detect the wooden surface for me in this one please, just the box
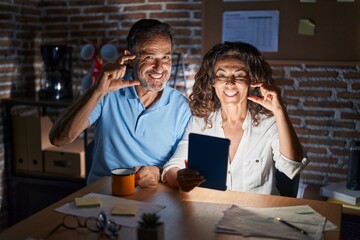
[0,177,341,240]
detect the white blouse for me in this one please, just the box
[161,109,309,195]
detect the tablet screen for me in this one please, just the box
[188,133,230,191]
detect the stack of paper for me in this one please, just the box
[216,205,337,240]
[320,181,360,205]
[74,197,101,208]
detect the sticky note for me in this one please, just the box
[111,205,138,216]
[298,19,315,36]
[74,197,101,208]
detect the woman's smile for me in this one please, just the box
[223,89,239,97]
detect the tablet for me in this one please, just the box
[188,133,230,191]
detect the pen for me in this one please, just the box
[275,217,308,235]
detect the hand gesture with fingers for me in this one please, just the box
[176,168,205,192]
[248,83,284,113]
[95,53,140,94]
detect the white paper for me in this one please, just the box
[222,10,279,52]
[216,205,338,240]
[55,193,165,228]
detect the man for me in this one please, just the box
[49,19,191,186]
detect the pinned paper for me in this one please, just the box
[111,205,139,216]
[75,197,101,208]
[298,19,315,36]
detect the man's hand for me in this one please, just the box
[134,166,161,188]
[95,53,140,95]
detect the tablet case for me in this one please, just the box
[188,133,230,191]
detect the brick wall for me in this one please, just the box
[270,62,360,184]
[0,0,359,230]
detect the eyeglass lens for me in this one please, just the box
[46,212,121,239]
[86,217,101,232]
[63,215,81,229]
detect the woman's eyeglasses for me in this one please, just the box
[45,211,121,239]
[215,75,249,84]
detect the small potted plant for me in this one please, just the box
[137,213,164,240]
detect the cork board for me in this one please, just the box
[202,0,360,61]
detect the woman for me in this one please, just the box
[161,42,309,195]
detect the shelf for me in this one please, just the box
[1,97,87,227]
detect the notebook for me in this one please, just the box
[188,133,230,191]
[320,181,360,205]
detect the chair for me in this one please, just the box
[275,169,300,198]
[169,52,187,93]
[85,141,94,180]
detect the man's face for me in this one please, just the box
[133,35,172,92]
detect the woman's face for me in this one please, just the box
[213,57,249,107]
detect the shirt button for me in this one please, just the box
[228,171,231,174]
[255,160,259,163]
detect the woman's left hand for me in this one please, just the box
[247,83,284,113]
[177,168,205,192]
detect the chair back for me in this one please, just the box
[169,52,186,93]
[275,170,300,198]
[86,141,94,179]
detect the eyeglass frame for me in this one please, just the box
[214,75,250,84]
[44,211,121,239]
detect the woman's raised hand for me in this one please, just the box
[248,83,284,113]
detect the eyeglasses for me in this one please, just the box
[215,75,249,84]
[45,211,121,239]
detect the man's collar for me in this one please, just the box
[122,84,172,107]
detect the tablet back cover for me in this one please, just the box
[188,133,230,191]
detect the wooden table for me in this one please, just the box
[0,176,341,240]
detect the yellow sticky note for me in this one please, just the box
[298,19,315,36]
[111,205,138,216]
[74,197,101,208]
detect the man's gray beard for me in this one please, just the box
[139,78,166,92]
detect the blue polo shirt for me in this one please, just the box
[86,84,191,184]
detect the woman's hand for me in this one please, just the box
[177,168,205,192]
[249,83,304,162]
[247,83,284,113]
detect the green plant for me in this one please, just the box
[138,213,161,229]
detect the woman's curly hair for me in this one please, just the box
[189,41,277,127]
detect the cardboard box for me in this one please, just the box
[12,115,53,172]
[43,139,85,177]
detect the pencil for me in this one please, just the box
[275,217,308,235]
